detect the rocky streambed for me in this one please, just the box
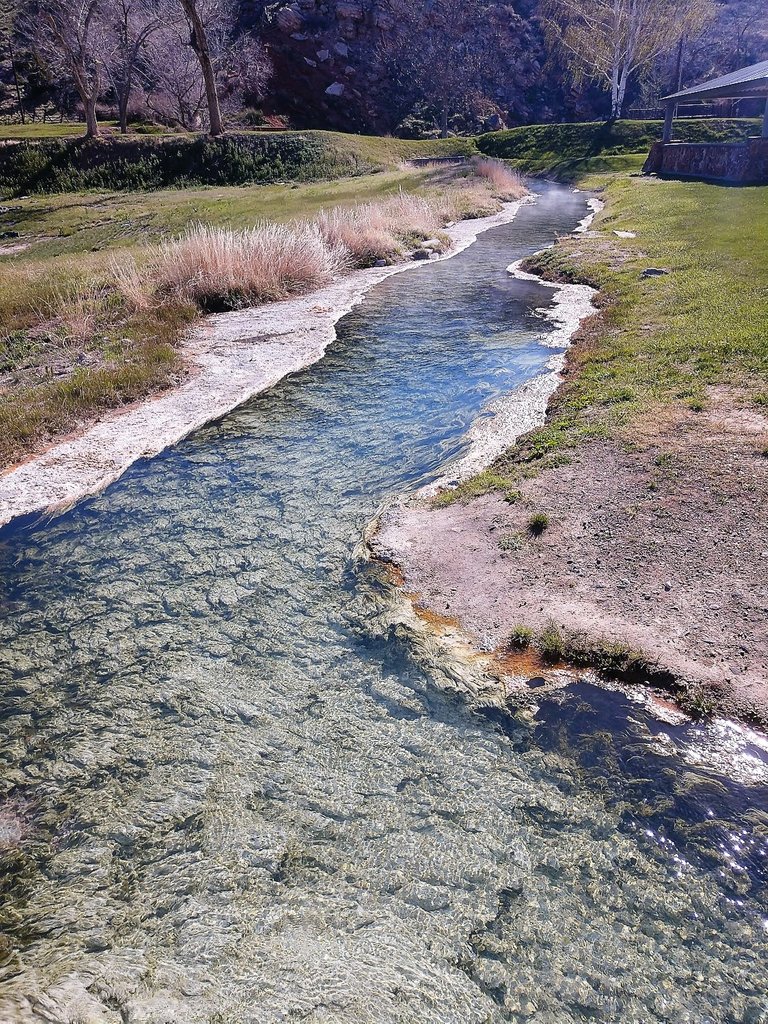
[0,183,766,1024]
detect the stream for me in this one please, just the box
[0,183,766,1024]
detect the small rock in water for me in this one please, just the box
[325,82,345,96]
[412,249,431,261]
[374,259,388,268]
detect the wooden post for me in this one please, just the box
[663,102,674,144]
[762,97,768,138]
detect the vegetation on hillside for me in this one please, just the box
[0,130,476,195]
[477,118,761,180]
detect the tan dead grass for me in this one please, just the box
[153,222,349,311]
[473,158,527,200]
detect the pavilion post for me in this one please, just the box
[762,97,768,138]
[662,102,674,144]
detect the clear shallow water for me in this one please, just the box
[0,184,766,1024]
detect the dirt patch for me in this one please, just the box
[375,388,768,728]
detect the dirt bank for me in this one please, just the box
[375,386,768,729]
[0,200,528,530]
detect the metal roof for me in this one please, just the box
[663,59,768,102]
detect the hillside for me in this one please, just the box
[2,1,764,136]
[244,0,768,134]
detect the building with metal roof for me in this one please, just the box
[660,60,768,143]
[643,60,768,184]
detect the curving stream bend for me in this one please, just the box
[0,183,767,1024]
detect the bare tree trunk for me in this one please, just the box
[440,105,448,138]
[180,0,223,136]
[615,65,629,119]
[609,44,621,121]
[674,34,686,92]
[84,91,100,136]
[118,91,129,133]
[7,39,26,124]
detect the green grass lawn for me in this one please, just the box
[444,171,768,501]
[0,169,431,259]
[0,121,119,139]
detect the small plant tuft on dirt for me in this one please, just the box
[498,531,524,552]
[508,625,534,648]
[538,622,565,662]
[527,512,550,536]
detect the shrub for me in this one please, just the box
[314,205,402,267]
[538,622,565,662]
[111,255,152,312]
[383,190,446,238]
[565,634,644,675]
[527,512,550,536]
[0,133,362,195]
[508,625,534,648]
[447,184,500,220]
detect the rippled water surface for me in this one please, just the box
[1,185,767,1024]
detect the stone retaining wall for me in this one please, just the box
[643,138,768,184]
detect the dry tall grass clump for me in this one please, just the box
[112,172,529,318]
[314,205,403,267]
[379,192,446,238]
[111,256,152,312]
[473,158,526,199]
[154,222,349,312]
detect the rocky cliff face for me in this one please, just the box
[243,0,576,134]
[242,0,768,135]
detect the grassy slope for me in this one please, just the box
[0,129,475,195]
[444,128,768,503]
[0,121,120,139]
[476,118,760,181]
[0,169,428,259]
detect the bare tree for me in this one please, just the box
[144,21,207,130]
[178,0,223,135]
[712,0,767,73]
[103,0,162,134]
[540,0,716,120]
[144,1,271,132]
[22,0,106,136]
[0,0,26,122]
